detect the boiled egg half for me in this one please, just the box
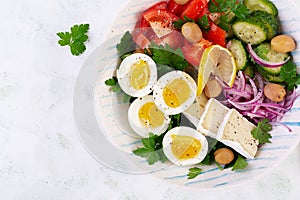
[128,95,171,138]
[163,126,208,166]
[117,53,157,97]
[153,71,197,115]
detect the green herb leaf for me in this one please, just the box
[104,77,118,86]
[116,31,136,58]
[251,118,272,144]
[187,167,202,179]
[232,155,248,171]
[149,43,189,70]
[132,133,167,165]
[173,16,195,29]
[198,15,210,31]
[57,24,89,56]
[280,60,300,91]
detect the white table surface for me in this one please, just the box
[0,0,299,199]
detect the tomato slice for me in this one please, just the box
[167,0,185,16]
[147,1,168,10]
[182,38,212,67]
[142,9,180,38]
[181,0,209,20]
[202,21,226,47]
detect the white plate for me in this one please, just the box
[74,0,300,189]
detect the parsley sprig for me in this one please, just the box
[132,133,168,165]
[251,119,272,144]
[187,167,202,179]
[208,0,250,21]
[148,43,189,70]
[57,24,89,56]
[104,76,134,103]
[232,155,248,171]
[280,60,300,91]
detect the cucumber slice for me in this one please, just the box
[228,39,248,70]
[242,64,256,78]
[252,11,279,40]
[232,17,267,45]
[244,0,278,17]
[254,43,289,75]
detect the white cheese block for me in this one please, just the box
[182,93,208,127]
[149,21,173,38]
[197,98,229,138]
[217,109,258,159]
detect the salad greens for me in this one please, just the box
[187,167,202,179]
[251,119,273,144]
[116,31,136,60]
[280,61,300,91]
[57,24,89,56]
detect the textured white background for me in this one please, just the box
[0,0,299,199]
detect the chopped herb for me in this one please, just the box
[251,118,272,144]
[116,31,136,59]
[280,60,300,91]
[104,76,133,103]
[208,0,250,20]
[149,43,189,70]
[198,15,210,32]
[187,167,202,179]
[231,155,248,171]
[57,24,89,56]
[173,16,195,29]
[168,114,182,130]
[133,133,167,165]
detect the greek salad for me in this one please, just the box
[105,0,300,179]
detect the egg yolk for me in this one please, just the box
[138,102,165,128]
[163,78,191,108]
[130,60,150,90]
[171,134,201,160]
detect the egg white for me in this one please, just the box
[153,71,197,115]
[116,53,157,97]
[128,95,171,138]
[163,126,208,166]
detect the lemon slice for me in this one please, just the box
[197,45,237,96]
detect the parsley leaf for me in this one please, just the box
[198,15,210,32]
[57,24,89,56]
[116,31,136,59]
[149,43,189,70]
[232,155,248,171]
[251,118,272,144]
[208,0,250,21]
[104,77,117,86]
[173,16,195,29]
[133,133,167,165]
[187,167,202,179]
[280,60,300,91]
[104,76,134,103]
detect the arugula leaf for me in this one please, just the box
[251,118,272,144]
[173,16,195,29]
[133,133,167,165]
[149,43,189,70]
[280,60,300,91]
[116,31,136,59]
[198,15,210,32]
[187,167,202,179]
[57,24,89,56]
[232,155,248,171]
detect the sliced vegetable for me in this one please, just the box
[168,0,185,16]
[202,21,226,47]
[251,11,278,40]
[244,0,278,16]
[247,43,290,69]
[180,0,209,20]
[227,39,248,70]
[232,17,267,45]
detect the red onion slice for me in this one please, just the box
[247,44,290,68]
